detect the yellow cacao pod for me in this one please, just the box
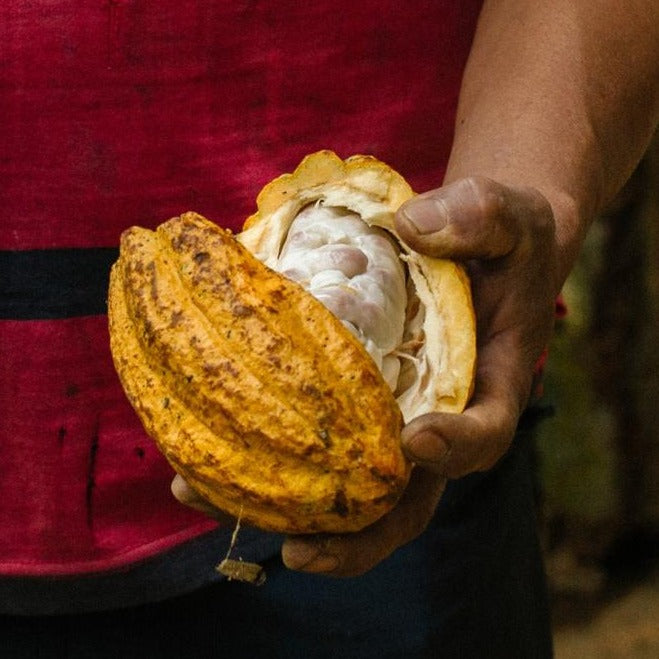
[108,151,476,534]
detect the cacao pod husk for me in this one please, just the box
[108,151,475,534]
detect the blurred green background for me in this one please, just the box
[536,136,659,655]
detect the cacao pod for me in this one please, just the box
[108,151,476,534]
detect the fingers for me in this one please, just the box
[171,474,235,524]
[171,474,215,514]
[402,332,528,478]
[395,176,558,479]
[401,381,521,479]
[394,176,552,262]
[175,176,559,577]
[400,273,541,479]
[282,469,447,577]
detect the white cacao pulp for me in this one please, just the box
[267,200,431,422]
[237,151,475,423]
[274,202,409,391]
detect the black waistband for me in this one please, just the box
[0,248,119,320]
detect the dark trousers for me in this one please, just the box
[1,408,553,658]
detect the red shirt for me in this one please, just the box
[1,1,483,576]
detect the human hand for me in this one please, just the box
[171,474,236,526]
[282,175,559,576]
[175,176,559,577]
[394,176,559,478]
[173,467,447,578]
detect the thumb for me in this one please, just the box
[394,176,523,260]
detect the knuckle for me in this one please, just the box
[517,187,555,237]
[530,198,555,236]
[463,174,495,197]
[463,175,502,218]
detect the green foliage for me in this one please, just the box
[536,226,620,523]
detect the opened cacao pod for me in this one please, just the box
[108,151,476,534]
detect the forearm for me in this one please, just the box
[445,0,659,290]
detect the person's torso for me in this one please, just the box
[0,0,482,585]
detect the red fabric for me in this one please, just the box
[2,1,482,248]
[0,317,217,575]
[1,1,483,576]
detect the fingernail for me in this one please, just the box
[400,197,449,235]
[282,540,340,573]
[404,431,450,467]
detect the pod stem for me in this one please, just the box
[216,505,266,586]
